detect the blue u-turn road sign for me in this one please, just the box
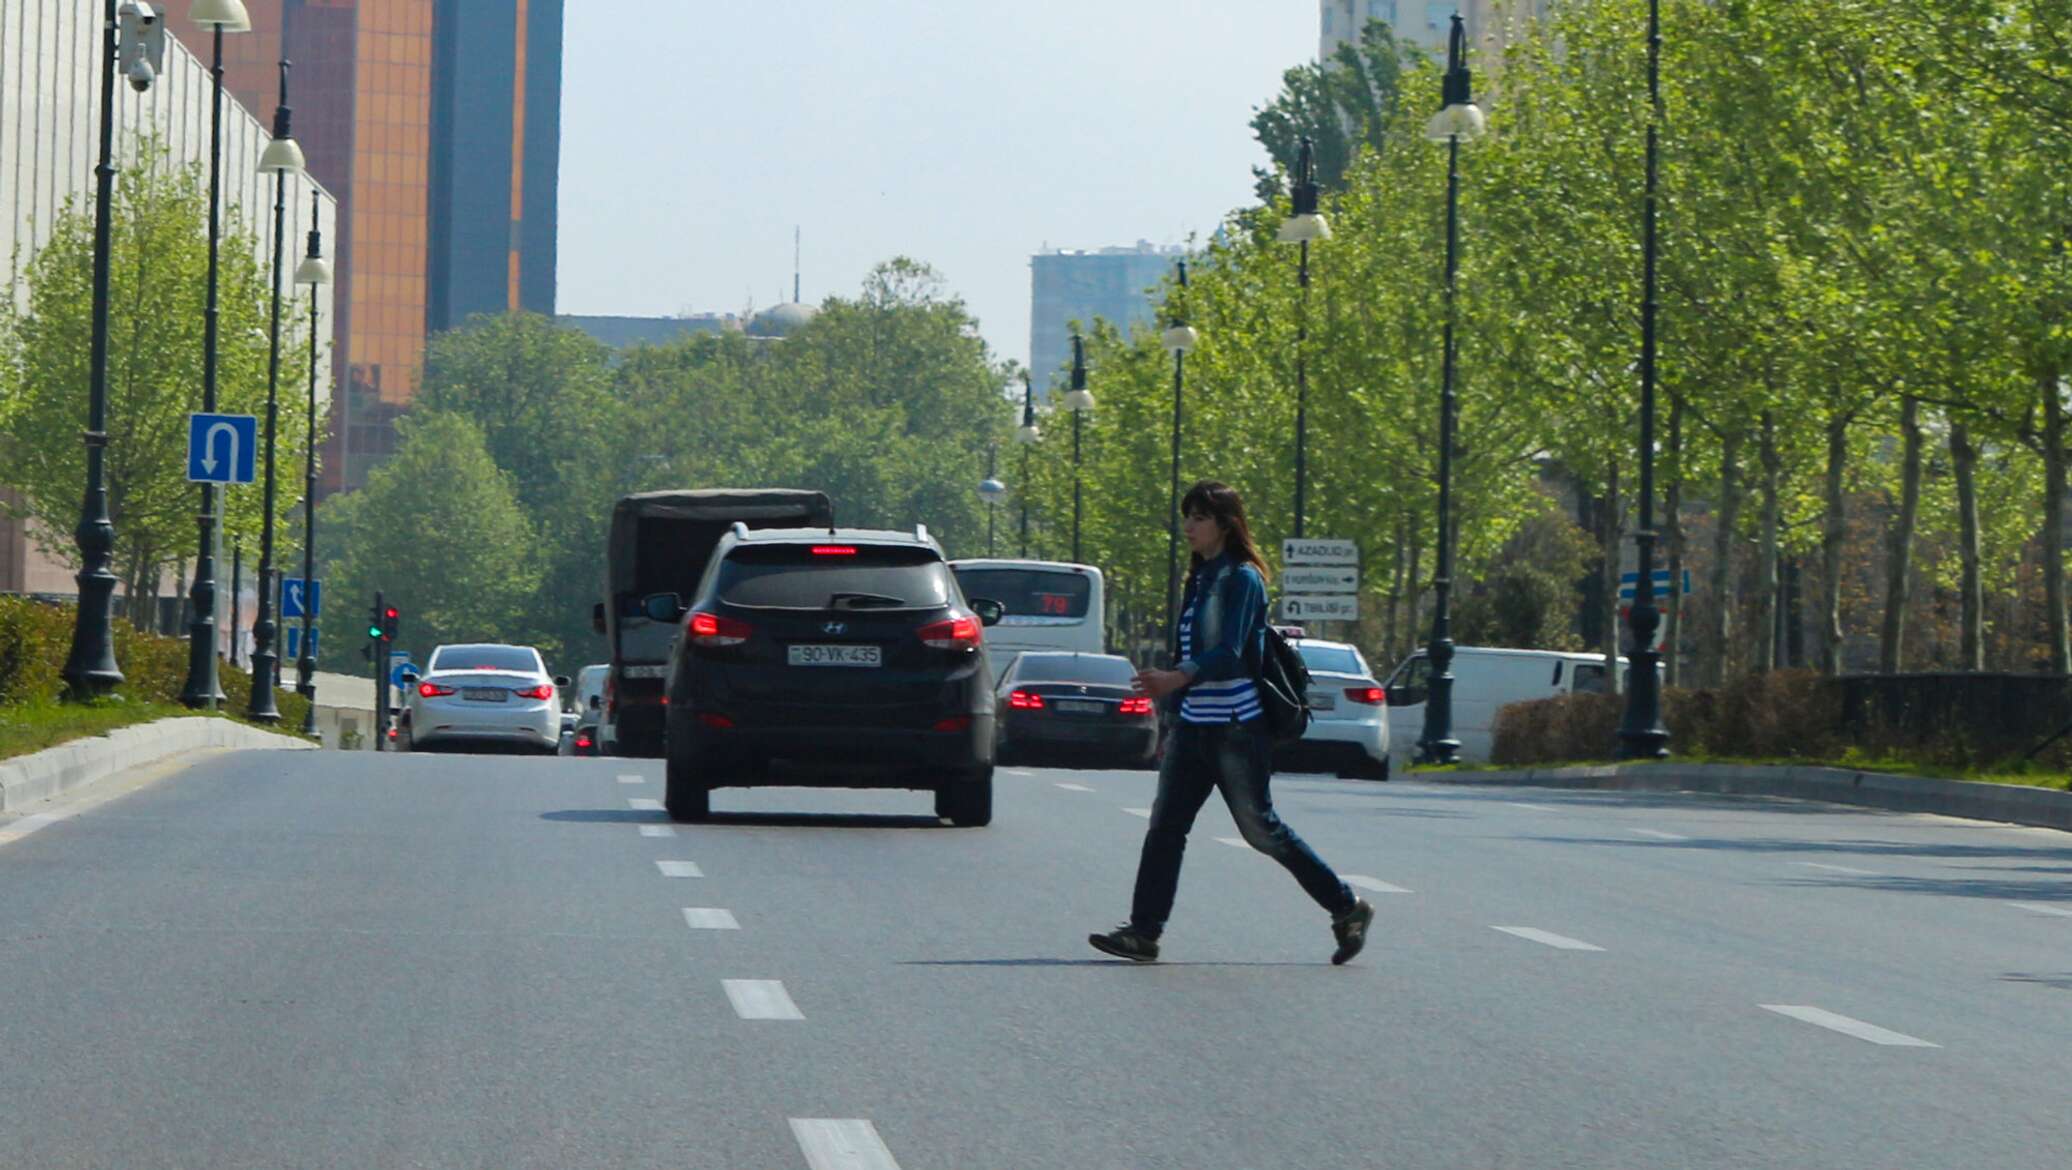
[285,626,318,660]
[281,577,321,619]
[187,413,258,484]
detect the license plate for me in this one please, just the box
[1307,693,1336,711]
[1054,699,1105,715]
[462,687,508,702]
[787,644,882,667]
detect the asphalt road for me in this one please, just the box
[1,747,2067,1169]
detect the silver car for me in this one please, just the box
[1277,634,1391,780]
[400,643,568,755]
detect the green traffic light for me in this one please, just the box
[367,625,382,638]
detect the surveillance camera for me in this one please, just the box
[126,58,156,92]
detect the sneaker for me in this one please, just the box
[1088,924,1160,963]
[1331,898,1375,965]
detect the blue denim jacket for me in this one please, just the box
[1170,552,1267,711]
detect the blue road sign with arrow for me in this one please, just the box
[286,626,318,660]
[186,413,258,484]
[281,577,321,619]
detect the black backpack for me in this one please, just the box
[1251,625,1313,744]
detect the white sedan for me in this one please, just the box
[399,643,568,755]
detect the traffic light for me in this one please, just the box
[366,604,384,640]
[381,606,399,643]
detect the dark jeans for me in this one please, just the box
[1129,718,1355,937]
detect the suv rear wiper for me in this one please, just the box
[829,592,907,609]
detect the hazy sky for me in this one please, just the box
[555,1,1319,370]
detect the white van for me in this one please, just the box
[948,559,1105,675]
[1381,646,1639,764]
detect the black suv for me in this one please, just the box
[648,525,1003,824]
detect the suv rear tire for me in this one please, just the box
[665,746,711,821]
[935,767,993,827]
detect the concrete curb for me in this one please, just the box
[1417,762,2072,833]
[0,716,317,814]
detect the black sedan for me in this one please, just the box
[994,652,1159,768]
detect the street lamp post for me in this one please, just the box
[247,58,306,723]
[1416,15,1485,766]
[1161,261,1198,646]
[294,189,331,739]
[1278,136,1331,539]
[1015,372,1040,558]
[179,0,251,711]
[1618,0,1672,759]
[62,0,165,701]
[1063,333,1094,563]
[978,446,1006,558]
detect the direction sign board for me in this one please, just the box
[1283,538,1357,566]
[281,577,321,619]
[186,412,258,484]
[285,626,318,660]
[1283,566,1358,593]
[388,651,417,690]
[1283,594,1360,621]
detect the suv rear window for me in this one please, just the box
[431,645,539,673]
[1296,644,1363,675]
[1011,654,1136,685]
[718,545,952,610]
[951,568,1091,618]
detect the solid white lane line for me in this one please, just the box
[1345,875,1413,894]
[723,979,803,1020]
[1055,782,1094,792]
[2009,901,2072,918]
[791,1119,900,1170]
[1123,807,1151,818]
[681,907,740,930]
[1214,836,1253,850]
[1798,861,1879,876]
[656,860,702,878]
[1631,828,1689,840]
[1507,802,1560,812]
[627,797,665,812]
[617,773,644,784]
[1759,1004,1939,1047]
[1492,926,1605,951]
[638,824,677,838]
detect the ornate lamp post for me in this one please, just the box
[1416,14,1484,766]
[1160,261,1198,646]
[293,190,331,739]
[1618,0,1672,759]
[179,0,251,710]
[1015,372,1040,557]
[247,58,308,722]
[978,446,1007,558]
[1278,136,1330,539]
[1062,333,1094,563]
[62,1,166,701]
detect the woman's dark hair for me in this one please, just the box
[1181,480,1270,582]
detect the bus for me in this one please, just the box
[947,558,1106,674]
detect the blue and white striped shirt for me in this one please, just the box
[1177,599,1262,724]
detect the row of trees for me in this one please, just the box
[1010,0,2067,685]
[1,139,314,627]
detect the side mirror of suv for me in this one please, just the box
[588,694,602,711]
[970,597,1006,627]
[641,593,683,622]
[553,675,571,689]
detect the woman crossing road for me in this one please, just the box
[1089,480,1374,964]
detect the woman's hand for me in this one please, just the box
[1133,668,1188,699]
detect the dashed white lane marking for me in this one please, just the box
[1798,861,1879,876]
[1759,1004,1939,1047]
[1123,807,1151,818]
[1055,782,1095,792]
[638,824,677,838]
[617,773,644,784]
[723,979,803,1020]
[1507,802,1560,812]
[628,797,665,812]
[791,1119,900,1170]
[1214,836,1253,850]
[1631,828,1689,840]
[1345,874,1413,894]
[2009,901,2072,918]
[1492,926,1605,951]
[656,860,702,878]
[681,907,740,930]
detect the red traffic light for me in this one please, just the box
[384,607,398,619]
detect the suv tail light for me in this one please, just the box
[810,545,858,556]
[514,684,554,700]
[418,681,455,698]
[918,615,981,650]
[1118,697,1154,716]
[688,611,752,647]
[1344,686,1386,705]
[1008,689,1045,710]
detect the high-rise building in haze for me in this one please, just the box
[1028,243,1183,393]
[1320,2,1550,60]
[162,0,563,493]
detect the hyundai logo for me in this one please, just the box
[823,621,847,635]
